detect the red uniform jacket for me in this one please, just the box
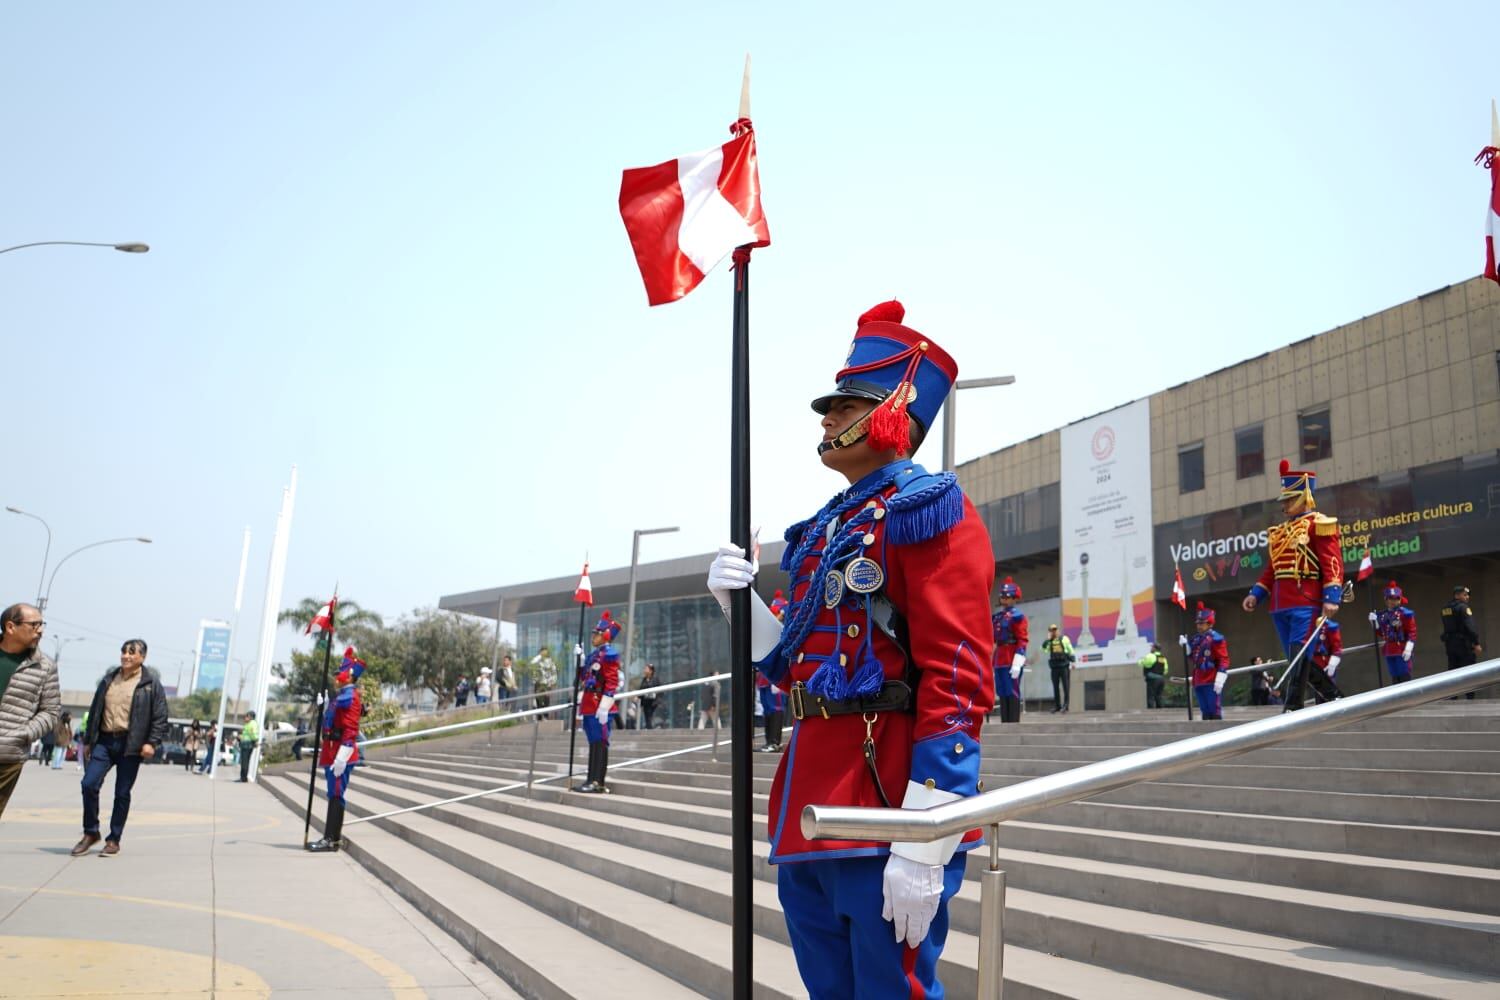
[992,608,1029,670]
[579,645,620,717]
[757,461,995,863]
[318,688,362,768]
[1188,630,1229,687]
[1375,607,1417,656]
[1309,620,1343,668]
[1249,511,1343,611]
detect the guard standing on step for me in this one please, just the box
[1371,581,1418,684]
[308,647,364,853]
[576,611,620,793]
[992,578,1029,723]
[706,300,994,999]
[1441,586,1483,699]
[1242,460,1344,673]
[1291,618,1344,708]
[758,591,789,752]
[1181,603,1229,720]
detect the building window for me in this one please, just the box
[1178,444,1205,494]
[1298,406,1332,462]
[1235,425,1264,480]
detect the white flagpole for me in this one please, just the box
[248,466,298,783]
[207,527,253,780]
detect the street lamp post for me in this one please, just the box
[42,536,153,612]
[5,506,52,604]
[623,526,680,693]
[50,635,84,667]
[941,375,1018,473]
[0,241,149,255]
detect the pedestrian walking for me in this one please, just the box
[1039,623,1074,713]
[38,718,55,767]
[705,300,994,998]
[499,654,518,704]
[73,639,168,856]
[1371,580,1418,684]
[51,712,72,768]
[638,663,660,729]
[696,676,720,731]
[0,604,61,819]
[237,711,261,782]
[454,676,470,707]
[1139,644,1169,709]
[183,720,203,772]
[1441,585,1483,699]
[532,647,558,714]
[475,667,492,705]
[1248,656,1272,706]
[197,722,217,774]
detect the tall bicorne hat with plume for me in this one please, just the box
[998,577,1022,600]
[592,610,622,641]
[1383,580,1406,602]
[1195,602,1215,625]
[336,646,366,686]
[1277,459,1317,508]
[811,300,958,457]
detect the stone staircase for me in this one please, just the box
[260,705,1500,998]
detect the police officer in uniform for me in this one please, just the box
[992,579,1028,722]
[1039,623,1074,713]
[1441,586,1483,699]
[706,300,994,999]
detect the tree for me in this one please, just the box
[168,687,223,721]
[397,607,496,707]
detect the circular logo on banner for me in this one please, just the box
[823,571,846,608]
[844,557,886,594]
[1092,426,1115,461]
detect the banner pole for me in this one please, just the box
[302,598,337,848]
[728,244,755,1000]
[1369,578,1386,688]
[567,599,587,789]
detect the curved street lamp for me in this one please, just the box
[5,506,52,604]
[0,241,149,255]
[42,536,153,611]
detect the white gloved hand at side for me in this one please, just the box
[1368,612,1378,625]
[881,853,944,950]
[1010,653,1026,680]
[1213,672,1227,695]
[1403,641,1414,662]
[1178,634,1189,649]
[595,696,615,723]
[331,743,353,777]
[706,543,783,659]
[1326,655,1341,678]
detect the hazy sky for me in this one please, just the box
[3,3,1495,692]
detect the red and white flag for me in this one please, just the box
[1356,548,1374,582]
[573,563,593,606]
[1477,99,1500,285]
[305,596,337,636]
[1170,565,1188,610]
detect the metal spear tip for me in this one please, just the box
[4,506,20,513]
[137,537,153,543]
[113,243,150,253]
[739,54,752,120]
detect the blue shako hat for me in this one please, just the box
[592,610,621,642]
[811,300,958,456]
[1278,458,1317,507]
[1195,602,1215,625]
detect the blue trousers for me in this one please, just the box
[1270,606,1318,662]
[994,665,1022,700]
[81,734,143,843]
[1194,684,1221,720]
[582,714,612,745]
[324,765,354,801]
[1386,654,1412,682]
[778,853,966,999]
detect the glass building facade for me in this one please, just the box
[515,593,732,729]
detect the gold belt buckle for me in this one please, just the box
[790,683,806,721]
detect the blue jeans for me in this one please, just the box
[81,734,143,843]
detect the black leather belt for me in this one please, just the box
[788,680,911,721]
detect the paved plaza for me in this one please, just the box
[0,759,518,999]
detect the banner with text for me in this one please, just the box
[193,620,231,693]
[1060,399,1156,666]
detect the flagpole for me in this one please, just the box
[567,599,587,789]
[1368,574,1386,688]
[302,595,338,848]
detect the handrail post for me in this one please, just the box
[526,716,542,799]
[977,824,1006,1000]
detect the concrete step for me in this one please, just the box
[257,775,707,1000]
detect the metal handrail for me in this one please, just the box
[802,657,1500,999]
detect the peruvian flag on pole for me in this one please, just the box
[305,595,337,636]
[618,61,770,306]
[1356,548,1375,582]
[1170,564,1188,610]
[573,562,594,606]
[1477,99,1500,285]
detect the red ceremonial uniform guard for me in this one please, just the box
[708,301,994,999]
[576,610,620,793]
[758,591,790,752]
[1300,618,1346,706]
[308,647,364,853]
[1180,603,1229,720]
[992,578,1029,723]
[1371,580,1418,683]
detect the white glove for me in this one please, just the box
[881,853,944,949]
[1402,641,1414,662]
[706,543,784,660]
[1010,653,1026,680]
[1213,672,1227,695]
[1326,655,1341,678]
[331,743,353,777]
[1177,634,1189,649]
[1368,612,1378,625]
[595,696,615,723]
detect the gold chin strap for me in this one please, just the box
[817,411,873,455]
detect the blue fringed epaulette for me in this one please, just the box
[782,518,813,570]
[886,468,965,546]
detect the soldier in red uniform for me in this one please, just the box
[1295,618,1345,707]
[758,591,790,752]
[576,610,620,793]
[308,647,364,853]
[1371,580,1418,683]
[1179,603,1229,720]
[1242,460,1344,699]
[707,301,994,999]
[992,578,1029,723]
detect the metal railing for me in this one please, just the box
[803,657,1500,999]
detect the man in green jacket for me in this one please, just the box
[1039,624,1076,713]
[1139,644,1169,709]
[237,711,261,782]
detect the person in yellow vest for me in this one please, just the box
[237,711,261,782]
[1039,624,1075,713]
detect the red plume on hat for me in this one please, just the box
[856,301,920,454]
[998,577,1022,599]
[1195,601,1215,624]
